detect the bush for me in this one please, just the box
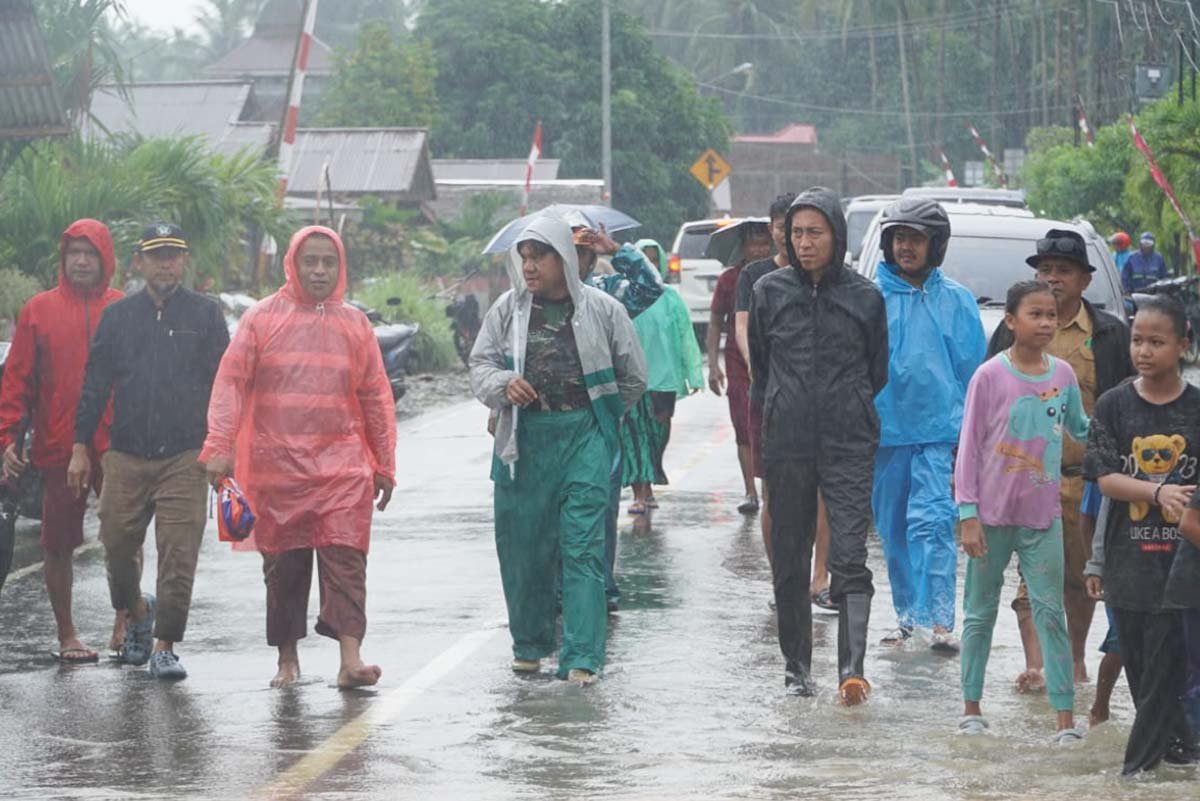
[353,273,457,372]
[0,267,43,328]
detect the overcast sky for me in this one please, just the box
[118,0,209,33]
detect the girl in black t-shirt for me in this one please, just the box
[1084,296,1200,774]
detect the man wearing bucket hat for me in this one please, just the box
[1122,231,1169,294]
[70,222,230,680]
[988,228,1133,690]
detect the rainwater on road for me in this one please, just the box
[0,389,1195,799]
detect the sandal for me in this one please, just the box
[646,495,659,509]
[879,626,913,646]
[52,647,100,664]
[737,495,760,514]
[957,715,989,735]
[627,501,647,515]
[811,588,837,615]
[120,593,156,666]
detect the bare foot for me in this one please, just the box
[56,636,98,662]
[270,661,301,688]
[1089,707,1109,727]
[1016,669,1046,693]
[109,613,127,652]
[337,662,382,688]
[1074,665,1090,684]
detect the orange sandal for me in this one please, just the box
[838,676,871,706]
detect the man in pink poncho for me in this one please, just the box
[201,226,397,689]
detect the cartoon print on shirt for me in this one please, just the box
[995,386,1068,487]
[1124,433,1196,524]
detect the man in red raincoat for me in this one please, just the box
[201,226,397,689]
[0,219,125,661]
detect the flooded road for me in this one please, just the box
[0,391,1194,799]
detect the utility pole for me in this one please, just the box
[895,2,919,186]
[601,0,612,207]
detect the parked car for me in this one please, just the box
[666,217,736,337]
[843,195,899,266]
[901,186,1028,209]
[854,203,1125,338]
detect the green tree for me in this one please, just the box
[0,136,288,289]
[416,0,730,244]
[315,21,438,128]
[34,0,129,128]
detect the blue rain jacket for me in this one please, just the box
[873,262,986,447]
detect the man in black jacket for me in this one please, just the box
[69,223,229,680]
[748,188,889,704]
[986,229,1133,690]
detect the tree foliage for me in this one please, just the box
[316,21,438,128]
[415,0,730,244]
[0,136,289,289]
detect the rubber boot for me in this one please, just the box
[837,594,872,705]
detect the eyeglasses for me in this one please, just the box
[1035,237,1082,256]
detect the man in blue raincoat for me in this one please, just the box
[871,198,986,652]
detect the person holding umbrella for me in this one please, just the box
[470,213,645,684]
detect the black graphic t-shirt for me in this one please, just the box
[523,297,590,412]
[1084,380,1200,611]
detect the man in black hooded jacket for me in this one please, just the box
[748,187,888,704]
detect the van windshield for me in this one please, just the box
[939,235,1120,311]
[677,226,719,258]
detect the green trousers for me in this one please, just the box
[492,408,610,678]
[960,520,1074,711]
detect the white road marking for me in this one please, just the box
[5,540,102,583]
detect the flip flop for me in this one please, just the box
[51,648,100,664]
[627,501,647,515]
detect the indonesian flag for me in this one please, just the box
[521,121,543,216]
[1129,116,1200,271]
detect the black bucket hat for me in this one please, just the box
[1025,228,1096,273]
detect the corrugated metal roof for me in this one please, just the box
[0,0,68,139]
[84,81,255,149]
[205,33,333,79]
[287,128,434,202]
[432,159,561,182]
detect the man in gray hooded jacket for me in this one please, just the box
[749,187,889,704]
[470,213,646,685]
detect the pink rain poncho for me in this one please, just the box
[200,226,397,554]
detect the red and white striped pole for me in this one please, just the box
[1075,95,1095,148]
[520,120,543,216]
[966,122,1008,188]
[936,147,958,187]
[275,0,319,201]
[257,0,320,285]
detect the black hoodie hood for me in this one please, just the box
[784,186,848,277]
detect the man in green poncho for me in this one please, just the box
[470,214,646,684]
[627,239,705,514]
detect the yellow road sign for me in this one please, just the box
[689,149,732,190]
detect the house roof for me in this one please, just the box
[205,34,333,79]
[0,0,68,139]
[285,128,435,203]
[432,159,561,182]
[85,81,255,147]
[733,123,818,146]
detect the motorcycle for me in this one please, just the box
[1131,274,1200,363]
[0,342,42,593]
[348,298,420,401]
[445,292,480,368]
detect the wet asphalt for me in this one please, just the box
[0,390,1196,800]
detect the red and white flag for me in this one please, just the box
[936,148,958,187]
[1076,95,1095,148]
[967,122,1008,187]
[520,120,543,216]
[1129,116,1200,271]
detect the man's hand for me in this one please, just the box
[66,444,91,500]
[373,473,394,512]
[1156,483,1196,521]
[1085,575,1104,601]
[505,377,538,407]
[960,518,987,559]
[708,364,726,396]
[2,443,27,479]
[591,224,620,256]
[205,456,234,488]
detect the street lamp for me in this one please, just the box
[705,62,754,85]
